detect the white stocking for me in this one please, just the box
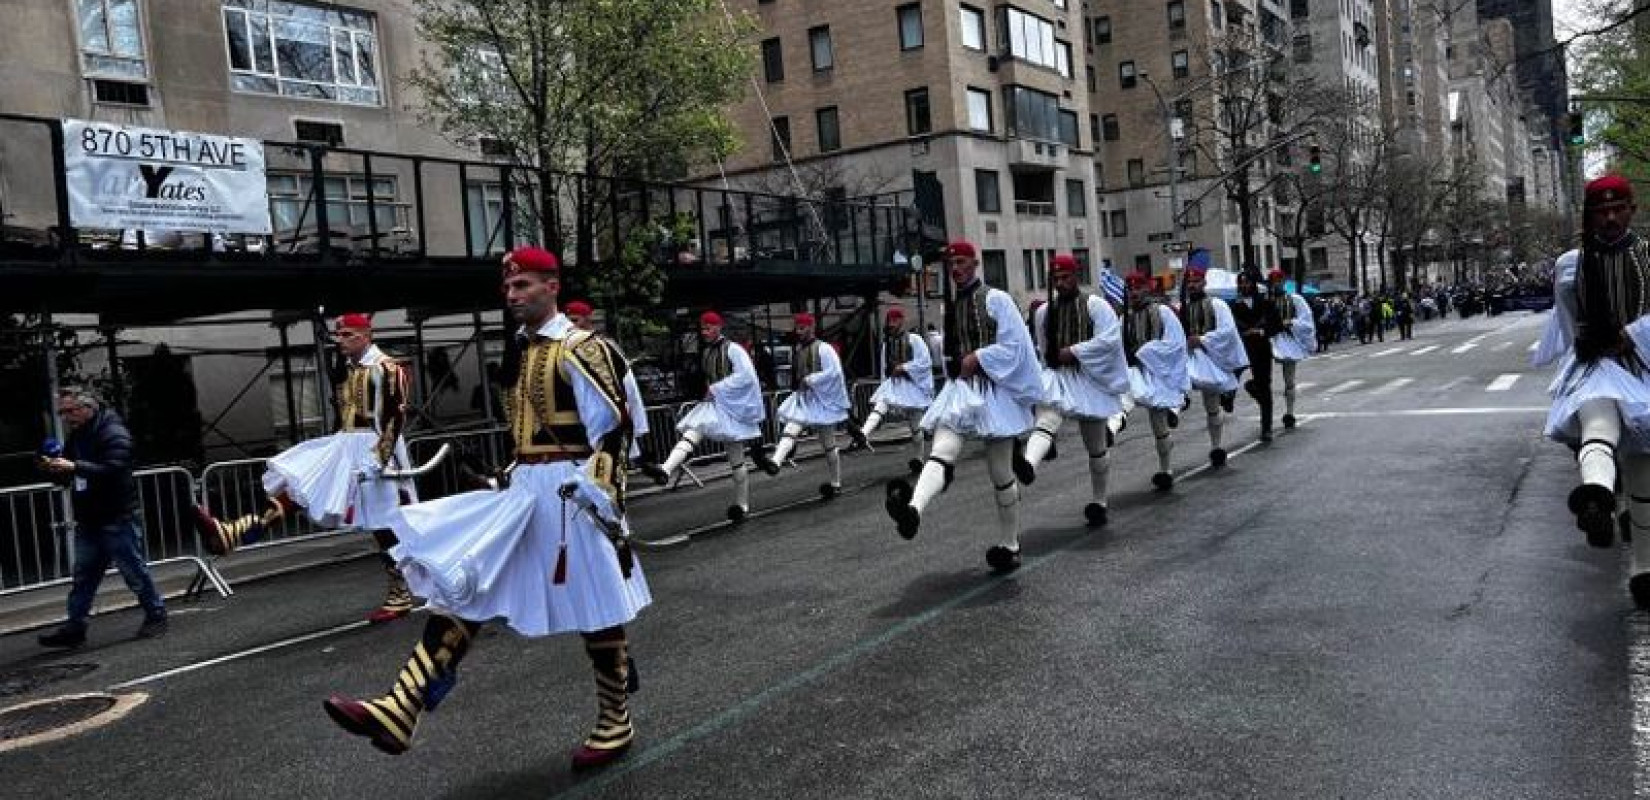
[1282,361,1298,416]
[1079,420,1111,506]
[772,422,804,465]
[1577,398,1621,490]
[820,427,841,486]
[909,427,964,513]
[659,429,703,477]
[985,438,1020,550]
[1149,408,1173,473]
[1202,390,1223,449]
[1023,407,1065,470]
[860,400,888,439]
[726,441,749,510]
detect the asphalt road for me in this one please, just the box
[0,309,1638,799]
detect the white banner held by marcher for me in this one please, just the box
[62,119,272,234]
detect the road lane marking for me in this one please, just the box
[1371,378,1414,395]
[1369,347,1405,358]
[1485,374,1520,392]
[1528,341,1539,352]
[1298,407,1545,419]
[1410,345,1439,355]
[1451,342,1478,354]
[1492,342,1513,352]
[1325,380,1364,394]
[1295,382,1318,391]
[108,620,374,690]
[1327,353,1355,360]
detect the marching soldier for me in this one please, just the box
[1179,266,1248,467]
[1123,272,1190,491]
[641,311,774,523]
[192,312,417,623]
[322,246,650,768]
[1013,254,1130,526]
[1267,270,1317,429]
[765,312,856,498]
[884,240,1042,573]
[851,306,934,475]
[1231,267,1286,441]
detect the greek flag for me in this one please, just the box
[1100,268,1126,306]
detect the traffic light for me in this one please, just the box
[1568,112,1585,147]
[1308,145,1322,174]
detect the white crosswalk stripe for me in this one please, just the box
[1451,342,1478,354]
[1326,379,1365,394]
[1295,382,1318,391]
[1485,374,1520,392]
[1370,347,1405,358]
[1410,345,1439,355]
[1371,378,1413,395]
[1528,341,1539,352]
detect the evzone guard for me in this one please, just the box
[1267,270,1317,430]
[764,312,859,498]
[1535,175,1650,607]
[850,305,935,475]
[1122,272,1191,490]
[568,300,652,465]
[192,312,418,623]
[1013,254,1130,527]
[884,240,1042,573]
[1231,267,1286,442]
[322,246,651,768]
[1178,266,1249,468]
[641,311,775,523]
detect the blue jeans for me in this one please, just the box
[65,519,166,629]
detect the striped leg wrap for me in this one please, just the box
[581,633,635,754]
[358,616,477,751]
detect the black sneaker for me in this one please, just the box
[135,616,169,639]
[985,546,1022,575]
[38,625,86,649]
[1569,484,1616,548]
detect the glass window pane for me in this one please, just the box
[355,33,377,86]
[225,9,251,71]
[323,177,347,198]
[961,8,983,50]
[371,178,396,199]
[275,19,334,82]
[252,14,275,73]
[79,0,110,53]
[968,89,990,131]
[333,29,355,85]
[109,0,141,57]
[900,7,922,49]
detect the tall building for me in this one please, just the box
[713,0,1101,303]
[1475,0,1567,145]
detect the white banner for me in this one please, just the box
[62,119,272,235]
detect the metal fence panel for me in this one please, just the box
[0,482,68,592]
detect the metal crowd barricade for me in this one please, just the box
[196,457,325,553]
[134,466,232,598]
[0,482,70,595]
[637,405,678,466]
[405,426,512,500]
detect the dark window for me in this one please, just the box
[809,26,833,71]
[1290,0,1309,18]
[762,38,784,82]
[1183,200,1202,227]
[1004,85,1063,141]
[1127,159,1144,187]
[1172,50,1189,79]
[771,116,791,161]
[1094,15,1111,44]
[982,249,1009,287]
[1089,113,1100,144]
[1086,65,1096,93]
[1173,98,1194,126]
[92,79,149,106]
[1111,210,1128,237]
[478,137,510,158]
[1073,249,1092,284]
[976,169,1001,213]
[1119,60,1137,89]
[1058,110,1079,147]
[1168,1,1186,30]
[898,4,924,50]
[905,87,932,135]
[1066,179,1087,216]
[294,120,344,146]
[816,106,840,152]
[1102,113,1120,141]
[1212,1,1223,28]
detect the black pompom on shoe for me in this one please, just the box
[885,480,920,539]
[1151,472,1174,491]
[1084,503,1108,528]
[985,546,1022,575]
[907,458,923,476]
[1568,484,1616,548]
[726,505,748,524]
[819,483,841,500]
[1209,448,1227,468]
[1282,414,1297,429]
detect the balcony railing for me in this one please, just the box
[1015,200,1057,217]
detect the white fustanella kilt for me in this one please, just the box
[1040,367,1125,421]
[261,431,414,531]
[869,377,932,412]
[920,377,1035,440]
[1186,351,1241,393]
[1546,355,1650,453]
[777,390,849,427]
[1130,365,1186,411]
[390,462,651,637]
[676,400,762,442]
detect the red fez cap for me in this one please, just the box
[335,312,372,331]
[564,300,593,317]
[1125,272,1152,289]
[794,312,816,327]
[946,240,978,259]
[885,306,906,321]
[700,310,724,326]
[1051,254,1079,275]
[1267,268,1286,282]
[502,246,559,277]
[1184,266,1207,278]
[1586,175,1634,208]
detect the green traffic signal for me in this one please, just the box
[1307,144,1322,174]
[1568,112,1585,147]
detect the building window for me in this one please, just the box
[1073,249,1092,284]
[815,106,840,152]
[223,0,382,105]
[1102,114,1120,141]
[1172,50,1189,79]
[1058,110,1079,147]
[1293,33,1312,64]
[809,26,834,71]
[905,87,932,135]
[1086,65,1096,93]
[1094,160,1106,190]
[1127,158,1145,187]
[1066,179,1087,216]
[1110,209,1128,237]
[961,5,986,50]
[77,0,148,79]
[1212,0,1224,28]
[1183,199,1202,227]
[1119,60,1137,89]
[983,249,1009,287]
[1167,0,1186,30]
[771,116,791,162]
[998,7,1069,77]
[1173,98,1193,127]
[898,4,924,51]
[1089,113,1100,144]
[268,172,404,244]
[1094,15,1112,44]
[92,79,151,105]
[1005,85,1064,141]
[976,169,1002,213]
[762,37,784,82]
[967,87,994,131]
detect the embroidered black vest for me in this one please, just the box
[793,340,821,390]
[1044,293,1095,369]
[1577,232,1650,337]
[1179,297,1217,337]
[944,282,997,376]
[701,338,734,385]
[883,332,912,378]
[1123,303,1163,368]
[512,337,591,458]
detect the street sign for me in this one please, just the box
[1147,232,1175,242]
[1160,241,1193,253]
